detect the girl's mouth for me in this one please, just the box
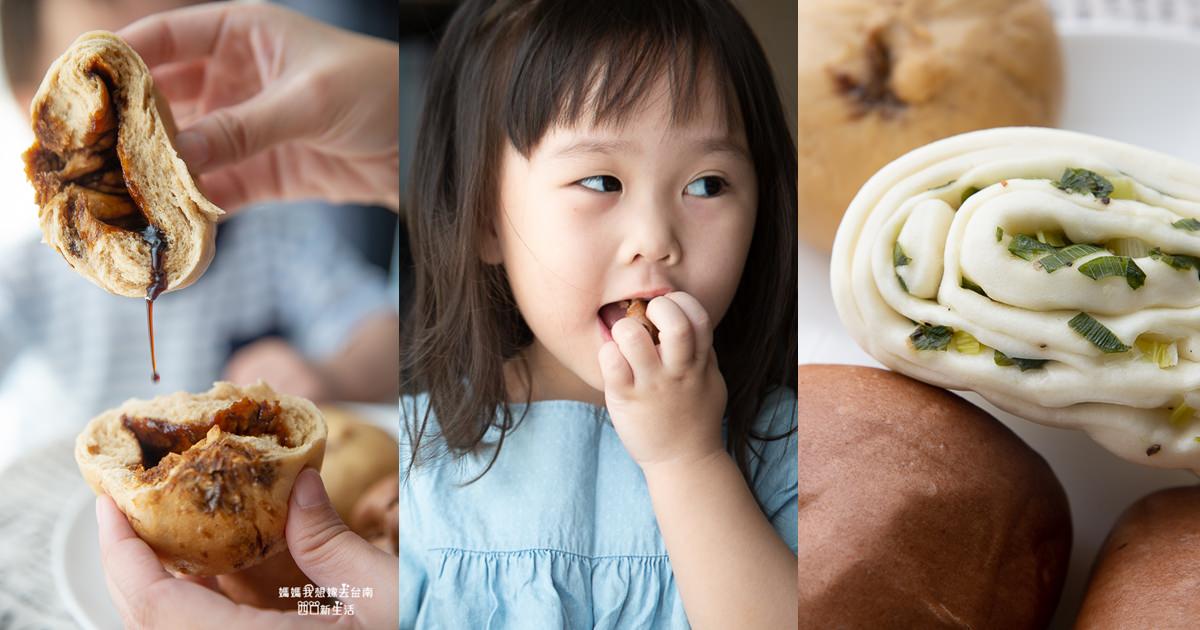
[598,301,630,342]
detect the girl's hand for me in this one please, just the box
[599,292,727,470]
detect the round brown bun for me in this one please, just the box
[1075,486,1200,628]
[74,381,326,576]
[22,31,221,298]
[796,0,1061,251]
[318,406,399,522]
[797,365,1071,628]
[350,472,399,555]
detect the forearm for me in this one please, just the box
[644,451,797,629]
[319,311,400,402]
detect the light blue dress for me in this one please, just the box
[399,388,798,629]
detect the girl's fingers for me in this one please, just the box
[599,341,634,391]
[152,59,207,104]
[664,292,713,361]
[610,317,659,380]
[645,297,693,374]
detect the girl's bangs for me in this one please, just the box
[500,0,740,156]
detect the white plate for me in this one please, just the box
[52,401,399,629]
[799,28,1200,629]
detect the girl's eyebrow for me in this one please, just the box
[693,137,751,162]
[548,136,749,161]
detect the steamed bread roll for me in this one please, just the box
[75,382,327,576]
[831,127,1200,471]
[22,31,221,298]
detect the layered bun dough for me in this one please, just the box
[831,127,1200,471]
[23,31,221,298]
[75,382,326,576]
[797,0,1061,251]
[797,365,1071,628]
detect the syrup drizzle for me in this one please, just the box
[142,225,167,383]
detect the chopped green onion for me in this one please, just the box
[1077,256,1146,290]
[1054,168,1115,202]
[993,350,1048,371]
[1134,335,1179,368]
[1068,312,1130,353]
[928,179,956,191]
[1149,248,1200,280]
[897,273,909,293]
[1037,244,1105,272]
[1037,230,1068,247]
[1169,403,1195,427]
[995,226,1004,242]
[960,276,987,296]
[893,242,911,267]
[1106,237,1151,258]
[960,186,981,204]
[1008,234,1059,261]
[952,330,984,354]
[1173,218,1200,231]
[1109,176,1137,200]
[910,324,953,351]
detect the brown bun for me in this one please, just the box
[318,406,399,522]
[1075,486,1200,629]
[797,365,1071,628]
[23,31,221,298]
[623,299,660,345]
[75,381,326,576]
[796,0,1061,251]
[350,472,399,555]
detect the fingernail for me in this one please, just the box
[174,130,209,168]
[293,468,328,508]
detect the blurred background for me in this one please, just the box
[0,0,405,470]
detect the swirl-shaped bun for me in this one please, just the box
[832,127,1200,470]
[23,31,221,298]
[75,382,327,576]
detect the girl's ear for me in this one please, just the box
[479,213,504,265]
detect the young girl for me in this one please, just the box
[401,0,797,627]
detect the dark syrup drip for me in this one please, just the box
[142,225,167,383]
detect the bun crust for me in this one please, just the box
[23,31,221,298]
[75,382,326,576]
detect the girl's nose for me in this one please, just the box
[622,195,681,266]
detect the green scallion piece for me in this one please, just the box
[1109,176,1137,200]
[1008,234,1059,261]
[1149,248,1200,280]
[1169,404,1195,427]
[995,226,1004,242]
[894,242,911,267]
[897,273,909,293]
[960,276,987,296]
[1172,218,1200,231]
[1106,237,1151,258]
[1077,256,1146,290]
[1037,230,1068,247]
[1054,168,1115,202]
[1037,243,1105,272]
[993,350,1048,371]
[1068,312,1130,353]
[961,186,981,204]
[910,324,953,351]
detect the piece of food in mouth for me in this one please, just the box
[1074,486,1200,628]
[22,30,221,298]
[74,381,326,576]
[831,127,1200,471]
[623,298,660,345]
[795,0,1062,251]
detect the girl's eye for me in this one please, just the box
[685,176,727,198]
[578,175,622,193]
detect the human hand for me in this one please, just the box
[223,337,332,403]
[117,2,399,212]
[598,292,727,471]
[97,468,398,628]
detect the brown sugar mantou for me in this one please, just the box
[75,382,326,576]
[623,298,660,344]
[351,472,399,555]
[1075,486,1200,629]
[796,0,1061,251]
[318,406,399,523]
[796,365,1071,628]
[22,31,221,298]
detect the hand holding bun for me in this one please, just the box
[797,365,1071,628]
[623,299,660,345]
[76,381,326,576]
[23,31,221,298]
[1076,486,1200,629]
